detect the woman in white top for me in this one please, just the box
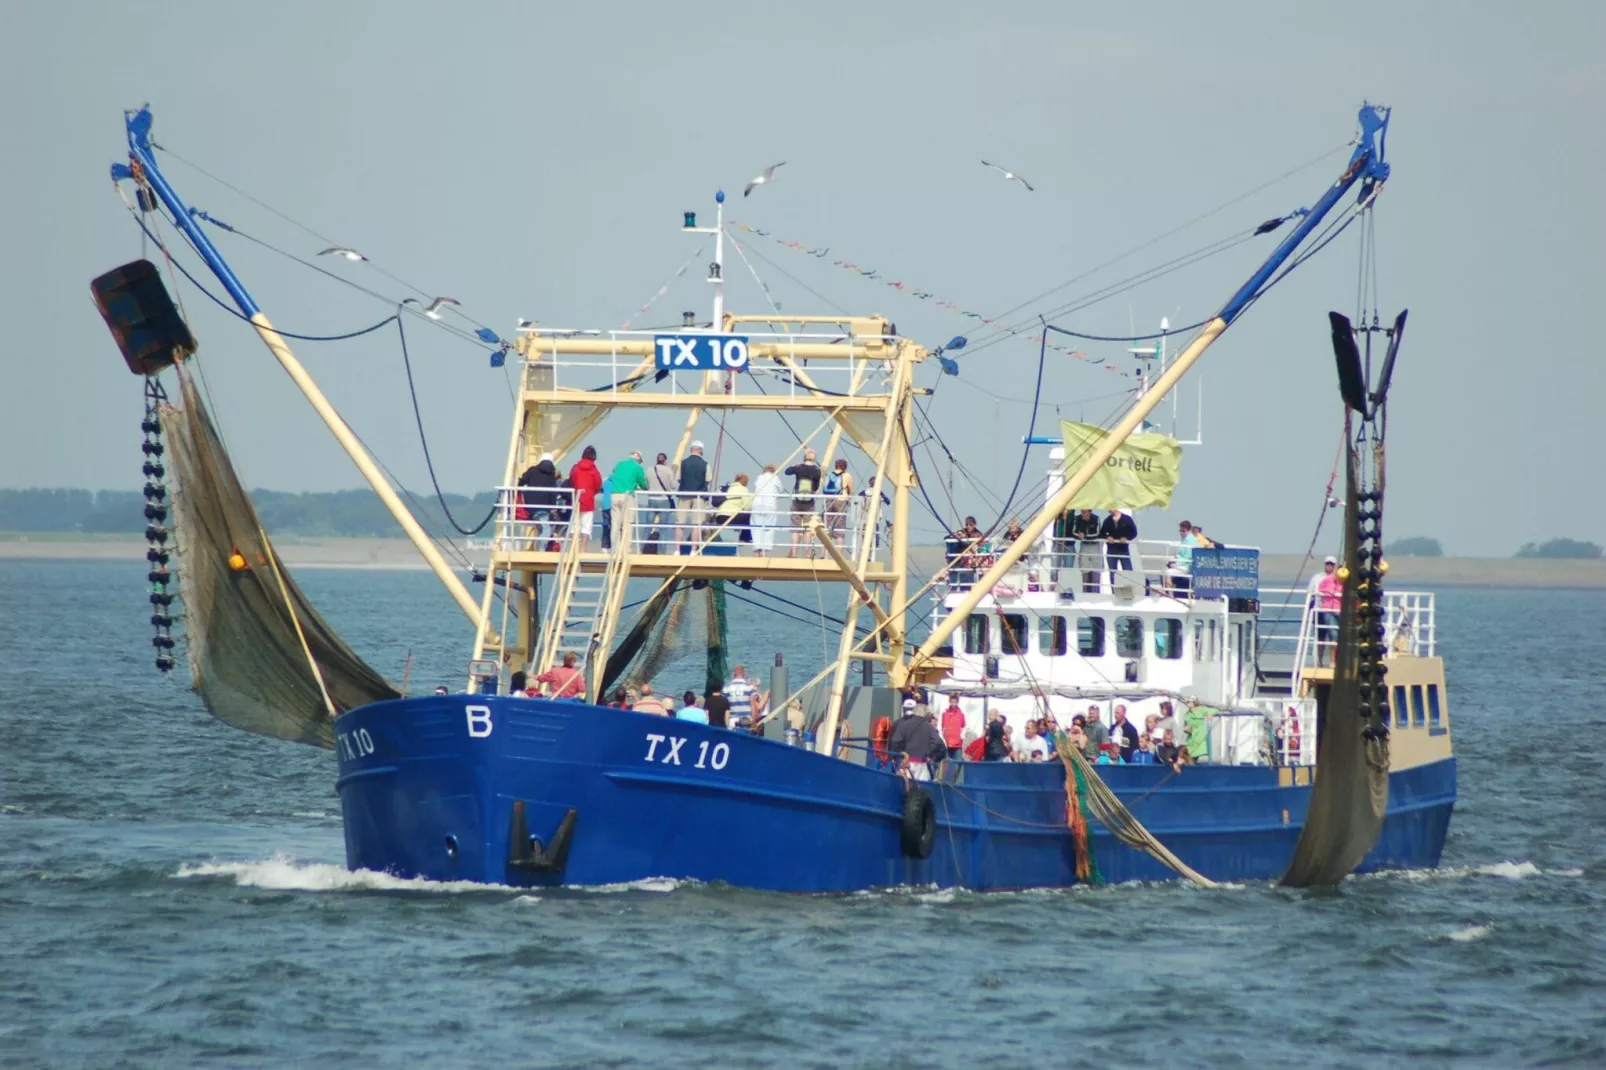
[750,464,784,556]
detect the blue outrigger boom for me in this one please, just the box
[110,104,1454,892]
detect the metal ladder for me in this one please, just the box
[533,515,632,700]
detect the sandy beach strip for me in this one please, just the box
[2,534,1600,588]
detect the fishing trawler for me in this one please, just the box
[96,103,1454,891]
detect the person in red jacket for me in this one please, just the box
[568,445,605,543]
[940,694,966,759]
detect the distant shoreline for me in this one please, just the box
[2,533,1602,588]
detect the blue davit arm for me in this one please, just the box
[1217,103,1391,325]
[110,106,262,317]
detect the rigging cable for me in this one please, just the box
[396,317,497,536]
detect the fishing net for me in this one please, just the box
[1280,442,1390,887]
[601,579,729,700]
[161,371,399,748]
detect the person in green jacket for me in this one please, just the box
[608,450,650,549]
[1182,698,1216,763]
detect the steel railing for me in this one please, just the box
[491,485,871,560]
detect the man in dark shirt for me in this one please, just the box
[676,441,709,549]
[705,685,731,728]
[1110,704,1140,762]
[784,448,822,557]
[1099,506,1138,587]
[1069,507,1103,593]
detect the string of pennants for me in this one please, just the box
[727,221,1133,377]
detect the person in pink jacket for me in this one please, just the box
[1309,555,1343,666]
[568,445,605,543]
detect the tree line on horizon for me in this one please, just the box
[2,489,1602,559]
[0,488,497,540]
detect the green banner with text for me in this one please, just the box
[1060,420,1183,510]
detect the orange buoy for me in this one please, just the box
[228,551,248,572]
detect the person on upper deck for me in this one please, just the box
[749,465,784,557]
[1309,555,1343,667]
[1001,518,1025,546]
[712,473,753,544]
[784,448,823,557]
[1168,520,1200,594]
[567,446,605,544]
[517,454,562,547]
[608,451,649,551]
[823,458,854,537]
[1129,734,1158,765]
[676,441,710,550]
[1100,507,1137,586]
[1095,743,1124,765]
[940,694,966,759]
[644,451,676,552]
[1014,720,1051,761]
[1069,507,1103,594]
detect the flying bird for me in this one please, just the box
[981,160,1034,191]
[318,247,367,261]
[743,161,786,197]
[403,296,460,320]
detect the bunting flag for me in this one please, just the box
[728,221,1132,377]
[620,247,703,329]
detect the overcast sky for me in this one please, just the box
[4,0,1601,556]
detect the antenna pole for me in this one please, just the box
[712,190,727,328]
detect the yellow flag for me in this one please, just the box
[1060,420,1183,510]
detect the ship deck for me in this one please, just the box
[493,548,899,583]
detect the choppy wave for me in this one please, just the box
[1369,860,1579,883]
[173,854,514,894]
[1440,924,1494,943]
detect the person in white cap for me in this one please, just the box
[676,440,709,551]
[1308,555,1343,666]
[887,695,943,780]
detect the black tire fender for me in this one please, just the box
[901,786,936,859]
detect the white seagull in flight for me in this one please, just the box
[743,161,786,198]
[318,247,367,262]
[403,296,460,320]
[981,160,1034,192]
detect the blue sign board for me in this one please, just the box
[654,333,750,371]
[1191,546,1260,600]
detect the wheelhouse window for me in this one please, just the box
[1000,614,1030,656]
[1193,619,1205,661]
[1077,616,1106,657]
[1207,619,1220,661]
[1115,616,1144,659]
[1393,685,1409,729]
[1154,618,1183,660]
[964,614,990,656]
[1427,683,1442,728]
[1040,615,1068,656]
[1410,684,1426,727]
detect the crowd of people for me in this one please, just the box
[875,692,1219,778]
[514,442,869,558]
[944,509,1221,597]
[504,660,773,731]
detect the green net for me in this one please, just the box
[601,579,729,700]
[161,371,399,748]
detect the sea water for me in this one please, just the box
[1,559,1602,1068]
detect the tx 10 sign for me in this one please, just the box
[654,333,751,371]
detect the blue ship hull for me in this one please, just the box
[332,696,1456,891]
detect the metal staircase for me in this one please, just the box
[532,511,633,701]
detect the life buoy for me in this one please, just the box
[901,786,936,859]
